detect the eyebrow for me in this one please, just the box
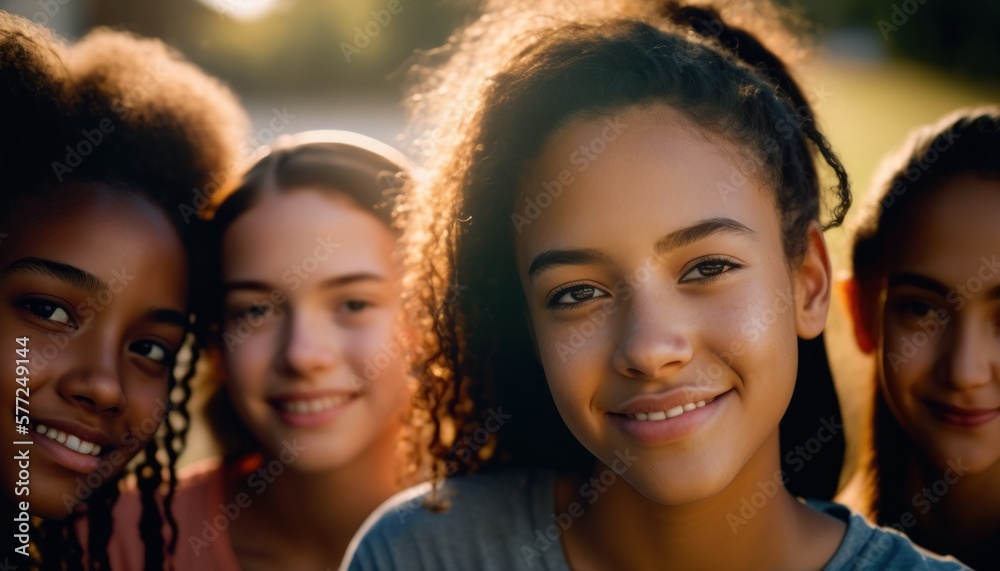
[889,272,1000,301]
[653,217,757,255]
[527,249,613,280]
[2,257,109,297]
[223,273,386,294]
[887,272,950,297]
[526,218,756,280]
[144,308,189,328]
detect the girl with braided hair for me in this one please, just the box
[0,11,247,570]
[342,1,967,569]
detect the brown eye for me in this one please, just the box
[18,299,75,327]
[548,284,609,308]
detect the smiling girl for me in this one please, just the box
[843,107,1000,570]
[0,12,246,570]
[342,1,966,569]
[127,131,416,570]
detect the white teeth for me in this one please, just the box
[627,397,717,421]
[35,424,103,456]
[278,395,349,415]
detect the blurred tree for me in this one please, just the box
[782,0,1000,81]
[86,0,477,95]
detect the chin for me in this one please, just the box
[625,462,736,506]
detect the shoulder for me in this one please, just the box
[343,469,566,571]
[806,500,971,571]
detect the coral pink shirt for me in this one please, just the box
[98,459,242,571]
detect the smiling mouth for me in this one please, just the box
[35,424,103,456]
[272,394,354,415]
[624,397,715,421]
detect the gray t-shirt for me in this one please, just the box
[343,469,970,571]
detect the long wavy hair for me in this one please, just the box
[398,0,851,505]
[0,11,247,570]
[849,106,1000,523]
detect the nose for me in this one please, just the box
[944,315,995,390]
[612,288,693,380]
[56,335,127,415]
[279,309,338,377]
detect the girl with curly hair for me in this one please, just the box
[342,1,967,569]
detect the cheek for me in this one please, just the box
[881,321,936,397]
[223,334,275,400]
[346,314,409,396]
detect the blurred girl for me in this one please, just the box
[343,1,966,569]
[124,131,415,570]
[0,11,246,570]
[844,107,1000,570]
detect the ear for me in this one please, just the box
[794,221,832,340]
[837,274,876,354]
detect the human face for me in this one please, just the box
[1,188,189,519]
[516,105,830,505]
[876,175,1000,474]
[220,189,409,472]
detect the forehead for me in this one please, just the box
[515,105,778,259]
[2,186,189,303]
[221,188,398,282]
[890,176,1000,280]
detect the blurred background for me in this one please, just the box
[3,0,997,484]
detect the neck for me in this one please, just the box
[902,452,1000,559]
[564,431,844,571]
[228,419,404,569]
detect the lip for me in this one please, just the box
[268,389,359,428]
[922,400,1000,429]
[31,420,115,475]
[608,388,734,445]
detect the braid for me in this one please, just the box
[84,472,124,571]
[161,336,201,560]
[136,440,165,570]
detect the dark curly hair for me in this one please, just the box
[849,106,1000,524]
[1,10,247,570]
[397,0,852,504]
